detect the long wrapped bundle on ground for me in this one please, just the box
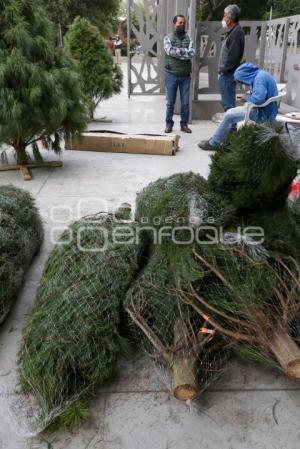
[182,239,300,379]
[135,172,235,235]
[0,185,43,324]
[124,243,230,401]
[208,124,298,211]
[18,207,147,430]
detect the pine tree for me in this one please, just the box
[65,16,123,119]
[268,0,300,18]
[0,0,88,164]
[41,0,122,35]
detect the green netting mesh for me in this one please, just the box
[18,209,146,431]
[208,123,297,211]
[135,172,235,235]
[181,240,300,378]
[240,206,300,259]
[124,242,230,401]
[0,185,43,324]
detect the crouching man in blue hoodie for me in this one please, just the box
[198,63,278,151]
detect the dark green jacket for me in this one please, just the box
[164,31,193,77]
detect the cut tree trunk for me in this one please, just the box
[270,330,300,378]
[15,145,28,165]
[171,319,199,401]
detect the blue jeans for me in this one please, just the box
[165,72,191,128]
[219,73,237,111]
[210,106,247,146]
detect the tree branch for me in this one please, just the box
[126,306,173,364]
[181,292,259,344]
[193,249,233,290]
[189,283,257,331]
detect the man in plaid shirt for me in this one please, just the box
[164,15,195,134]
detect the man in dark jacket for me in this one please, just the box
[218,4,245,112]
[164,15,195,134]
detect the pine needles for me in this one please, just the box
[0,0,88,164]
[208,123,297,211]
[18,212,147,429]
[183,243,300,378]
[135,172,235,234]
[124,242,230,400]
[0,185,43,323]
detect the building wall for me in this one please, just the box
[194,16,300,110]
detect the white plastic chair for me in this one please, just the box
[244,84,287,123]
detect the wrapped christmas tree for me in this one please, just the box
[182,240,300,378]
[209,123,300,258]
[208,123,297,211]
[18,206,146,430]
[129,124,300,390]
[0,185,43,323]
[125,242,229,401]
[135,172,235,236]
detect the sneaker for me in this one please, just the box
[181,126,192,133]
[165,127,173,133]
[198,140,217,151]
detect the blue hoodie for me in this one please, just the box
[234,63,278,123]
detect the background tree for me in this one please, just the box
[41,0,122,36]
[40,0,70,28]
[65,17,123,119]
[197,0,228,21]
[39,0,71,44]
[0,0,88,165]
[268,0,300,18]
[197,0,269,21]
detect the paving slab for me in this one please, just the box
[2,390,299,449]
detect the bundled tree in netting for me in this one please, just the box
[208,124,298,212]
[18,206,147,431]
[181,240,300,378]
[129,126,300,393]
[135,172,235,236]
[0,0,88,164]
[208,124,300,258]
[0,185,43,324]
[125,173,236,400]
[65,17,123,119]
[124,242,230,401]
[242,206,300,259]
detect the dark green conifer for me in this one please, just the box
[65,16,123,119]
[0,0,88,164]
